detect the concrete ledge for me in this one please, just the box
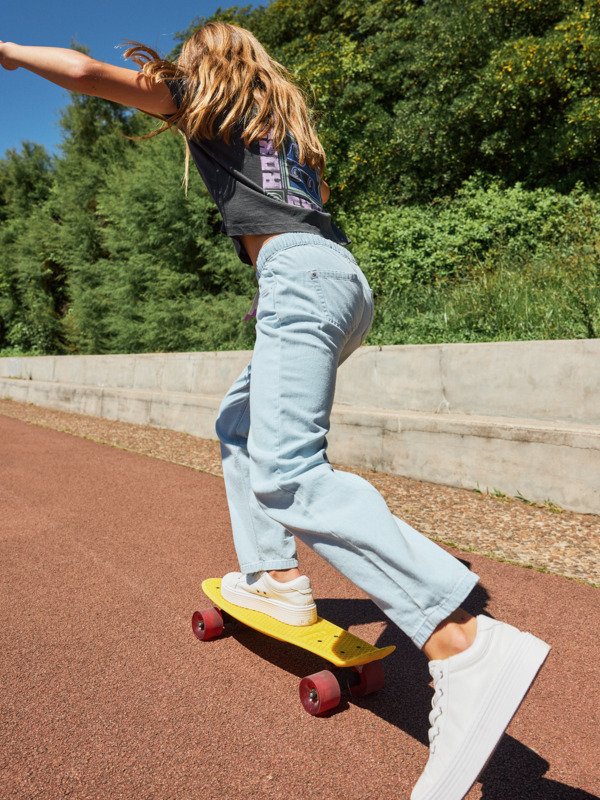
[337,339,600,425]
[0,379,222,441]
[328,405,599,515]
[2,340,599,515]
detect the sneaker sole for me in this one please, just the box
[416,632,550,800]
[221,582,317,627]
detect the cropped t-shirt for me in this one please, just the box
[166,79,350,264]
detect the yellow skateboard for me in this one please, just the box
[192,578,395,715]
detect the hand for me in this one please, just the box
[0,41,20,70]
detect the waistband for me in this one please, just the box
[256,233,354,276]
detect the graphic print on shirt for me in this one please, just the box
[259,131,322,211]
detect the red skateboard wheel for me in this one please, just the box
[349,660,385,697]
[299,670,341,715]
[192,607,224,641]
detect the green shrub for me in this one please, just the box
[341,178,600,344]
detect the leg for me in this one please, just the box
[423,607,478,660]
[216,347,317,624]
[216,362,300,573]
[244,235,478,648]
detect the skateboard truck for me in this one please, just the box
[297,662,385,715]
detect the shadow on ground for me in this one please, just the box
[479,735,599,799]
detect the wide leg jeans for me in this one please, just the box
[216,233,478,649]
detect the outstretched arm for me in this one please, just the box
[0,41,176,116]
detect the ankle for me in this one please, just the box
[422,609,477,661]
[268,568,303,583]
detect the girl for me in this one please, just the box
[1,25,549,800]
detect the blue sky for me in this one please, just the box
[1,1,252,157]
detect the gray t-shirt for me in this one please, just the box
[167,79,350,264]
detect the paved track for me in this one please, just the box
[1,415,598,800]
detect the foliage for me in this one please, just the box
[0,143,60,353]
[2,0,600,356]
[92,126,256,353]
[346,178,600,344]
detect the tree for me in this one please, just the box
[3,2,600,355]
[0,143,60,352]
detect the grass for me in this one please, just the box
[365,235,600,347]
[474,484,563,513]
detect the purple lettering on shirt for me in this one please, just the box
[264,173,283,189]
[260,131,282,194]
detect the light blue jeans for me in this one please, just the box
[216,233,478,649]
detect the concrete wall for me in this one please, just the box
[1,340,598,515]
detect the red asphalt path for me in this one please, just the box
[1,415,599,800]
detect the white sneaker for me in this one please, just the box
[220,571,318,626]
[411,614,550,800]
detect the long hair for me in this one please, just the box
[124,22,326,174]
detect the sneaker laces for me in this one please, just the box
[427,663,445,754]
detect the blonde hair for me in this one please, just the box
[124,22,326,174]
